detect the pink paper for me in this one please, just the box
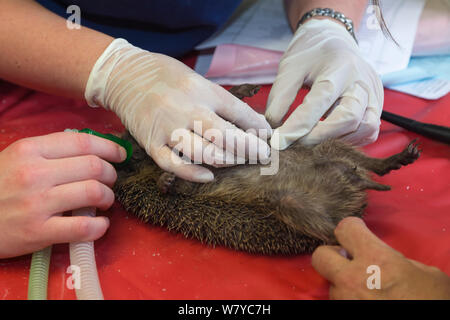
[205,44,282,78]
[413,0,450,56]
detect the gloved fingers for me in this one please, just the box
[300,84,368,145]
[211,84,272,136]
[366,74,384,116]
[168,129,240,167]
[300,97,367,145]
[150,145,215,183]
[191,109,270,162]
[322,98,341,119]
[271,80,342,150]
[265,68,306,128]
[339,105,381,146]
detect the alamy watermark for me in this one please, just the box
[66,264,81,290]
[66,5,81,29]
[365,4,382,31]
[366,264,381,290]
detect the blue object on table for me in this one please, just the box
[36,0,242,57]
[381,55,450,86]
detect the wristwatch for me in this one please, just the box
[296,8,357,43]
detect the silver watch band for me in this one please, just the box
[296,8,357,43]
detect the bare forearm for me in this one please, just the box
[0,0,113,99]
[284,0,367,30]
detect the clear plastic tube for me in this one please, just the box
[69,207,104,300]
[28,246,52,300]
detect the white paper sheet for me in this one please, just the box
[358,0,426,75]
[387,78,450,100]
[196,0,426,76]
[194,0,450,99]
[383,54,450,99]
[196,0,292,52]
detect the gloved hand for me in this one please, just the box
[85,39,272,182]
[266,19,384,150]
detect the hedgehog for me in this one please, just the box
[113,84,420,255]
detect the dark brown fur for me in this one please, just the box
[114,85,420,255]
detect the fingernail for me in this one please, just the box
[258,141,271,161]
[86,217,110,241]
[338,248,349,258]
[212,149,225,164]
[221,150,237,165]
[197,171,214,183]
[246,135,270,162]
[119,147,127,161]
[270,130,283,150]
[102,216,110,227]
[92,217,110,239]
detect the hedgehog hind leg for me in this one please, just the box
[313,139,421,176]
[271,190,336,243]
[353,139,421,176]
[372,139,421,176]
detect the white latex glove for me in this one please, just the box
[85,39,272,182]
[266,19,384,150]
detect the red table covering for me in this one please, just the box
[0,56,449,299]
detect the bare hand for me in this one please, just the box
[0,132,126,258]
[312,217,450,299]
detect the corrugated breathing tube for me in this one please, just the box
[26,128,132,300]
[28,246,52,300]
[69,207,104,300]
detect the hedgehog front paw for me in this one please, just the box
[157,172,176,194]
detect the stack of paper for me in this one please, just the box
[195,0,450,100]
